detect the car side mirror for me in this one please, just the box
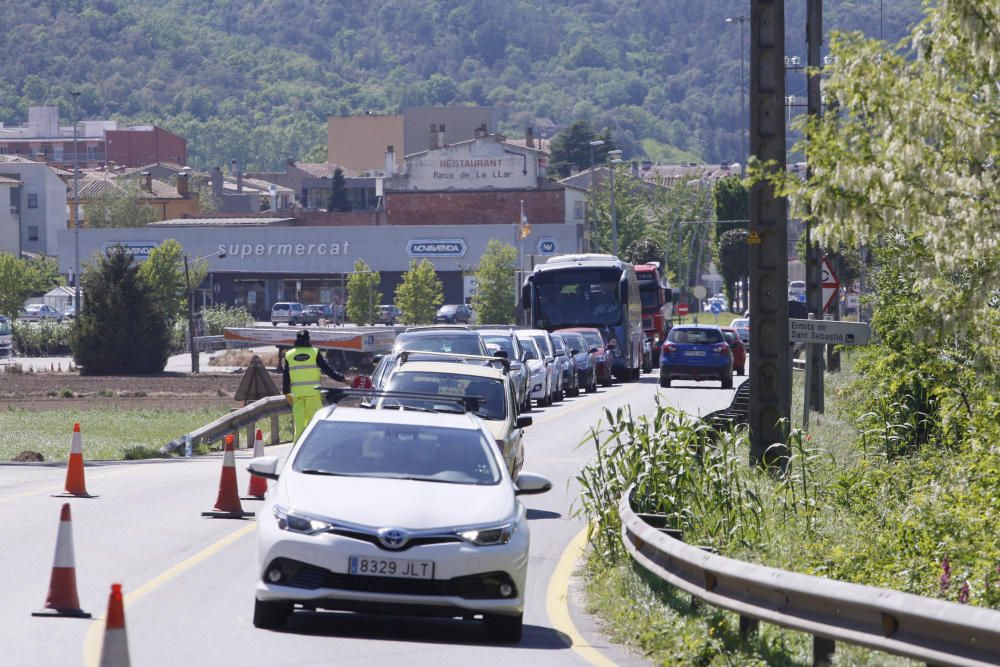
[545,356,554,364]
[372,354,383,365]
[554,350,565,357]
[589,347,598,354]
[509,360,523,371]
[492,349,509,359]
[515,472,551,495]
[247,456,280,480]
[516,415,533,428]
[570,348,579,356]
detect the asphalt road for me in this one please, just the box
[1,373,746,666]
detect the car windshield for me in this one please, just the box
[578,330,604,348]
[293,420,500,485]
[564,334,586,353]
[732,319,749,329]
[550,336,565,352]
[530,335,550,356]
[383,371,507,421]
[483,336,515,358]
[668,328,724,344]
[396,335,483,355]
[0,318,10,335]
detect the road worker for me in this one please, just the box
[282,329,347,441]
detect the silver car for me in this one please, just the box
[517,330,559,406]
[18,303,63,323]
[479,329,531,413]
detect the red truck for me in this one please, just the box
[634,263,672,372]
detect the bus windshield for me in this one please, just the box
[534,268,622,327]
[638,283,661,310]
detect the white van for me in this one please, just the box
[270,302,305,326]
[788,280,806,302]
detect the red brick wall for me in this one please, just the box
[385,189,564,226]
[106,127,187,167]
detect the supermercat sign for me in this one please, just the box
[216,241,351,259]
[407,238,467,258]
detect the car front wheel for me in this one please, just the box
[660,375,671,388]
[484,612,523,643]
[253,598,291,629]
[721,375,734,389]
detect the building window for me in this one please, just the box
[53,145,64,161]
[28,226,39,241]
[87,145,99,160]
[573,200,585,220]
[27,193,38,209]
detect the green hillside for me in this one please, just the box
[0,0,923,170]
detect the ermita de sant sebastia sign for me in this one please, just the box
[407,238,467,258]
[789,318,871,346]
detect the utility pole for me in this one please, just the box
[748,0,790,465]
[71,91,81,315]
[805,0,825,414]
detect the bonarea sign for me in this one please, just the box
[407,238,467,258]
[105,241,159,261]
[536,236,558,255]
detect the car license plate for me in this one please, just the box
[685,350,706,357]
[349,556,434,579]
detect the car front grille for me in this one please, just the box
[329,528,462,552]
[268,558,517,599]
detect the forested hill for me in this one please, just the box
[1,0,923,170]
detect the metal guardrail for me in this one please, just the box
[162,395,291,454]
[619,489,1000,666]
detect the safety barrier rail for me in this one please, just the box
[162,395,291,454]
[619,488,1000,666]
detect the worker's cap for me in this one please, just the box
[295,329,311,346]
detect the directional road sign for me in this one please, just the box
[789,318,870,346]
[821,256,840,311]
[710,301,722,314]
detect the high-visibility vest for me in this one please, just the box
[286,347,321,397]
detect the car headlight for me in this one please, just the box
[457,521,516,546]
[273,505,334,535]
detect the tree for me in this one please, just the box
[712,176,749,241]
[346,259,380,325]
[717,229,749,312]
[83,180,159,228]
[548,120,614,178]
[327,167,351,212]
[772,4,1000,346]
[137,239,186,325]
[70,246,171,374]
[622,238,663,265]
[0,253,64,318]
[395,259,443,325]
[590,163,649,256]
[472,240,518,324]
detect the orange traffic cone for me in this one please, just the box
[33,503,92,618]
[201,434,254,518]
[53,422,97,498]
[243,428,268,500]
[98,583,130,667]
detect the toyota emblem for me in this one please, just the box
[378,527,409,549]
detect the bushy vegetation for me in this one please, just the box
[0,1,921,170]
[11,320,72,356]
[169,303,256,353]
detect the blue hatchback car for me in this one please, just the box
[659,325,733,389]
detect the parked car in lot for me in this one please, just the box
[730,318,750,344]
[434,303,473,324]
[478,328,531,413]
[555,330,597,394]
[376,305,402,325]
[271,302,308,326]
[248,401,551,641]
[0,315,12,357]
[659,324,733,389]
[549,333,579,398]
[720,327,746,375]
[557,327,612,387]
[18,303,63,323]
[306,304,333,323]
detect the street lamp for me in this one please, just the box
[184,249,226,373]
[607,149,623,256]
[70,91,81,315]
[725,15,748,176]
[588,140,604,252]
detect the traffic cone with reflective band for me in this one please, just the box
[53,422,97,498]
[243,428,268,500]
[33,503,92,618]
[98,583,130,667]
[201,434,254,518]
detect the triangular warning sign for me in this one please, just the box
[234,356,280,402]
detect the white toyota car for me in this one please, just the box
[248,402,551,641]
